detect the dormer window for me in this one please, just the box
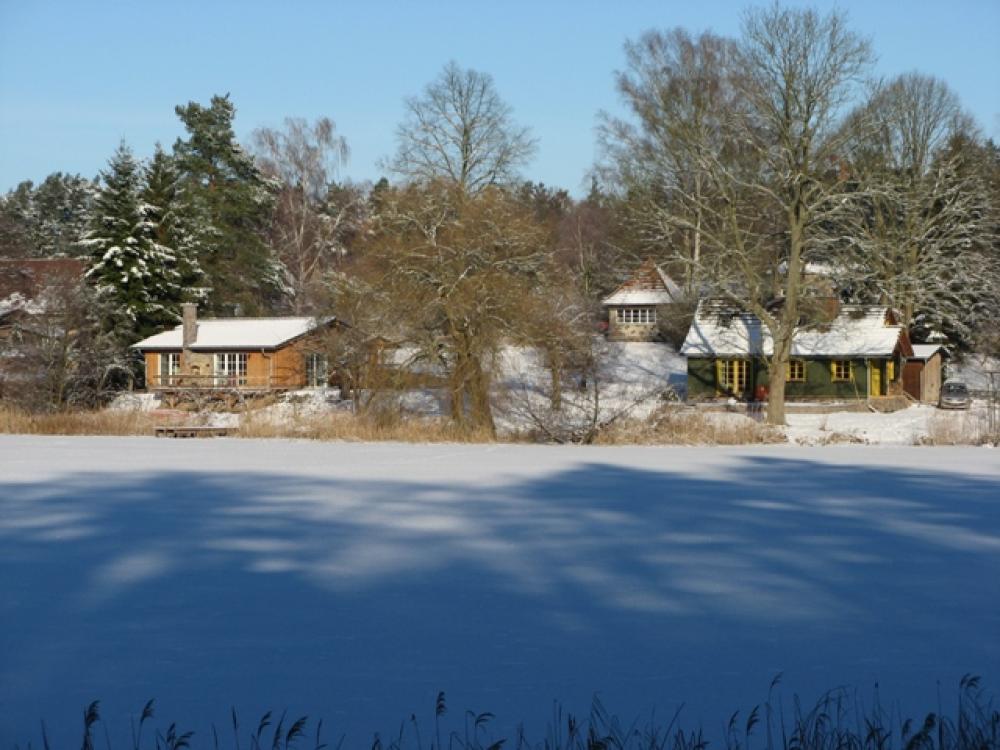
[617,307,656,325]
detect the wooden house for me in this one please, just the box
[132,304,337,392]
[602,260,682,341]
[903,344,946,403]
[682,300,913,400]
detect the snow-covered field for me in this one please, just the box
[2,437,998,745]
[784,401,993,445]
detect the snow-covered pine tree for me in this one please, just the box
[141,144,207,323]
[81,141,169,338]
[33,173,96,257]
[0,174,95,257]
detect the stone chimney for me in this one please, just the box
[182,303,198,350]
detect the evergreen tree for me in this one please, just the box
[142,144,207,321]
[82,142,180,338]
[0,173,95,257]
[172,94,279,315]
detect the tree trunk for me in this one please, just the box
[467,355,495,435]
[766,348,788,426]
[549,346,563,411]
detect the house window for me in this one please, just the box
[617,307,656,325]
[717,359,749,394]
[831,360,853,382]
[159,352,180,386]
[305,352,328,388]
[214,352,248,386]
[786,359,806,382]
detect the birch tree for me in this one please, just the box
[388,62,537,195]
[253,118,365,313]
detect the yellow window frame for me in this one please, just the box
[716,358,749,394]
[830,360,853,382]
[785,359,806,382]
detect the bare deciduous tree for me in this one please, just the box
[387,62,537,194]
[837,74,997,344]
[341,181,549,434]
[1,280,129,411]
[604,6,875,425]
[600,29,739,293]
[253,118,365,312]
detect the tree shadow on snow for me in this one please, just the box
[1,454,998,744]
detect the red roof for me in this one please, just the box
[0,258,86,299]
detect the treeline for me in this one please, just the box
[2,4,999,425]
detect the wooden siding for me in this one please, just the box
[903,352,942,403]
[143,339,325,390]
[687,356,882,400]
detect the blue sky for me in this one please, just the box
[1,0,998,196]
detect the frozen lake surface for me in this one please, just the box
[1,436,998,746]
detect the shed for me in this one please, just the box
[602,260,682,341]
[904,344,946,403]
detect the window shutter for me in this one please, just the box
[830,360,836,379]
[785,361,791,380]
[715,359,724,389]
[849,361,855,381]
[887,361,894,381]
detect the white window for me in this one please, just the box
[214,352,248,386]
[305,353,328,387]
[617,307,656,325]
[159,352,180,386]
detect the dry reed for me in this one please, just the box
[0,405,157,436]
[920,410,995,446]
[237,411,496,443]
[596,405,784,445]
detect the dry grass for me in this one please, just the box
[920,410,996,446]
[0,405,157,436]
[237,411,496,443]
[596,405,785,445]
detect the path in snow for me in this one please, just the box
[1,438,998,745]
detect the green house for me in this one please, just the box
[681,301,913,400]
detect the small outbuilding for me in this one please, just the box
[132,304,337,391]
[602,260,682,342]
[681,300,913,401]
[903,344,946,403]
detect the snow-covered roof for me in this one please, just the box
[1,292,45,318]
[602,261,682,306]
[911,344,945,360]
[131,317,329,351]
[681,301,905,358]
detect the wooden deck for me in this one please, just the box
[154,425,236,439]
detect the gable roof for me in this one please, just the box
[911,343,946,360]
[602,260,682,306]
[681,300,907,358]
[131,317,329,351]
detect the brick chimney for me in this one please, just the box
[182,303,198,350]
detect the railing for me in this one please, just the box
[147,373,276,390]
